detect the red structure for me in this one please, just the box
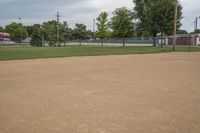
[0,32,11,41]
[168,34,197,45]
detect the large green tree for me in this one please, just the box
[177,29,188,34]
[5,22,28,42]
[72,23,89,45]
[59,21,73,45]
[133,0,182,46]
[42,20,72,46]
[87,30,94,39]
[190,29,200,34]
[0,26,4,32]
[30,24,42,47]
[111,7,134,47]
[42,20,57,46]
[25,25,33,37]
[96,11,110,46]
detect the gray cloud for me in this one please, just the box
[0,0,199,32]
[180,0,200,32]
[0,0,87,19]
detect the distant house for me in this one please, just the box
[0,32,11,42]
[158,34,200,46]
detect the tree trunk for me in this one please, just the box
[101,39,103,47]
[161,32,163,48]
[80,40,82,46]
[122,38,125,47]
[153,33,157,47]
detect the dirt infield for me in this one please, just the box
[0,52,200,133]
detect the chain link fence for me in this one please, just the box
[1,36,200,47]
[58,38,154,47]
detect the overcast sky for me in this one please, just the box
[0,0,199,32]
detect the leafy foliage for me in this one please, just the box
[41,20,73,46]
[177,29,188,34]
[42,20,57,46]
[59,21,73,43]
[25,25,33,37]
[111,7,134,46]
[133,0,183,40]
[5,22,28,41]
[111,7,134,38]
[0,26,4,32]
[30,24,42,47]
[73,23,89,45]
[190,29,200,34]
[2,2,184,47]
[96,12,110,39]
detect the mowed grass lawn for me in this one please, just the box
[0,45,200,61]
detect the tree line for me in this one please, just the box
[0,21,92,47]
[1,0,194,47]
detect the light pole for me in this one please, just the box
[18,17,22,44]
[55,12,61,46]
[42,30,44,47]
[40,26,44,47]
[173,0,178,51]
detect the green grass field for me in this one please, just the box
[0,46,200,61]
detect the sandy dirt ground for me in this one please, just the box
[0,52,200,133]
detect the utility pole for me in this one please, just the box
[55,12,61,46]
[173,0,177,51]
[41,26,44,47]
[194,17,199,46]
[42,33,44,47]
[18,17,22,44]
[93,18,96,39]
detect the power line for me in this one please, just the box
[180,15,194,31]
[185,22,194,30]
[182,15,192,25]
